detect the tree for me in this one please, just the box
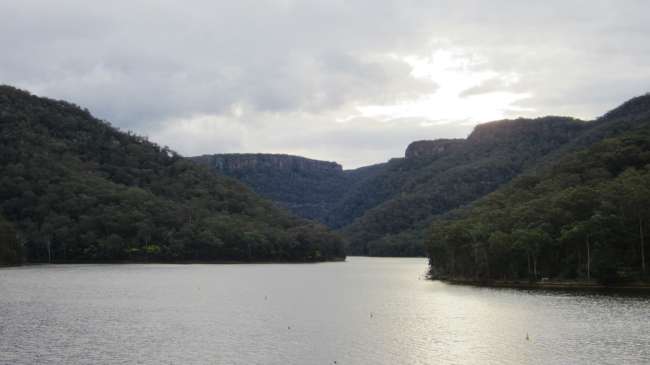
[0,216,21,265]
[616,169,650,275]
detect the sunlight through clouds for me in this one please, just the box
[2,0,649,167]
[354,49,532,125]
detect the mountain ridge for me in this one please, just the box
[195,93,650,257]
[426,100,650,282]
[0,85,345,265]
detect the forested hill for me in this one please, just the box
[190,93,650,259]
[344,95,650,257]
[0,85,345,264]
[193,116,590,257]
[427,94,650,284]
[340,116,588,256]
[191,153,385,225]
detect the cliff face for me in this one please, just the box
[405,139,464,159]
[192,154,343,175]
[404,117,585,160]
[191,154,360,223]
[468,116,587,146]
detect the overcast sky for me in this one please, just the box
[2,1,649,168]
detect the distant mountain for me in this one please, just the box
[194,117,589,257]
[340,116,588,255]
[191,153,385,226]
[427,93,650,283]
[190,93,650,259]
[0,86,345,264]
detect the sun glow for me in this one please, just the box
[352,49,532,125]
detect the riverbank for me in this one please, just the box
[441,278,650,291]
[0,257,347,267]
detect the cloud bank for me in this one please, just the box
[2,0,649,167]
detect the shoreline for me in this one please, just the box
[0,257,347,267]
[439,278,650,291]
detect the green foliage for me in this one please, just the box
[341,117,587,255]
[0,85,345,263]
[426,127,650,283]
[192,154,385,227]
[195,117,590,258]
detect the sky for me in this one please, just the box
[1,1,649,168]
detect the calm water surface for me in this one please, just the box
[1,257,649,364]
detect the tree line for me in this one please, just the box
[427,129,650,283]
[0,86,345,264]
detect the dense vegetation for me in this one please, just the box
[196,118,588,257]
[427,94,650,283]
[191,154,384,225]
[189,92,650,262]
[0,214,21,265]
[340,117,587,255]
[0,86,345,264]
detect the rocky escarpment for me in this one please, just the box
[192,153,343,174]
[405,139,464,159]
[191,154,354,223]
[467,116,587,147]
[404,117,585,161]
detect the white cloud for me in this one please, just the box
[1,0,649,167]
[352,49,532,124]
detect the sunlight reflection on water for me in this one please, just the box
[0,257,648,364]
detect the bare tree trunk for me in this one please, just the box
[483,246,490,279]
[473,244,479,279]
[639,216,646,275]
[451,250,456,276]
[47,238,52,263]
[586,236,591,281]
[577,243,582,278]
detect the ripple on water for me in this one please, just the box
[1,259,649,365]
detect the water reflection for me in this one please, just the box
[0,257,648,364]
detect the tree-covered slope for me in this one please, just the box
[191,153,386,226]
[189,93,650,259]
[195,118,589,258]
[426,94,650,283]
[340,117,588,256]
[0,86,345,263]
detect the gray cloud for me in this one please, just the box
[1,0,649,167]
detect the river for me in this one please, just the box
[1,257,648,364]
